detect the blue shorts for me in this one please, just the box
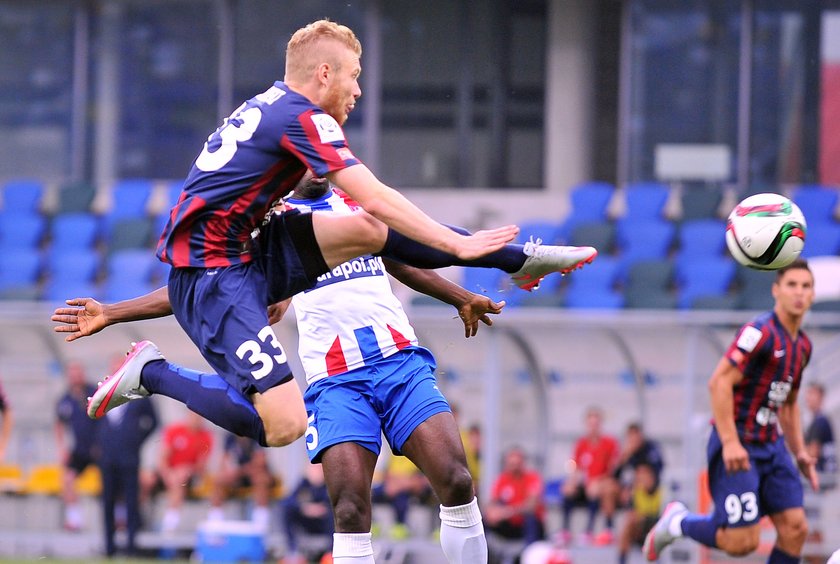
[302,347,450,462]
[707,426,803,528]
[169,261,294,395]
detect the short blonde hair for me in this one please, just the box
[285,19,362,81]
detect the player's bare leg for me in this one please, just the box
[714,524,760,557]
[251,380,307,447]
[310,211,597,290]
[400,412,488,564]
[769,507,808,559]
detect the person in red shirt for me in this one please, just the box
[484,446,545,549]
[559,406,619,546]
[141,410,213,532]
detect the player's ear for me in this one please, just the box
[316,62,332,86]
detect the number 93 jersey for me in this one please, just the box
[157,81,360,269]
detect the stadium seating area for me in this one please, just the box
[2,178,838,308]
[458,181,840,311]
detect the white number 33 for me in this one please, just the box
[236,326,288,380]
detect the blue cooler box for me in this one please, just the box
[195,520,266,562]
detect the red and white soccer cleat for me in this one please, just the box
[510,237,598,291]
[87,340,162,419]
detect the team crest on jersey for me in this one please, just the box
[311,113,345,143]
[736,325,762,352]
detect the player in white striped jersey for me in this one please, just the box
[277,176,495,562]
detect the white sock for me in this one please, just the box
[668,513,685,537]
[333,532,375,563]
[207,507,225,522]
[251,505,270,530]
[162,508,180,532]
[439,498,488,564]
[65,503,83,528]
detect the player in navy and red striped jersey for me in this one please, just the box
[644,259,818,564]
[58,19,594,466]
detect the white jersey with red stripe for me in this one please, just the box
[285,188,420,385]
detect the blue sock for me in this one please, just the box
[141,360,267,445]
[680,513,718,548]
[585,499,599,533]
[380,226,526,272]
[767,546,800,563]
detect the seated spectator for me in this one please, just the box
[207,433,274,531]
[483,446,545,548]
[55,360,100,531]
[617,461,662,564]
[140,410,213,532]
[559,406,619,546]
[279,463,333,564]
[602,422,664,546]
[372,452,433,539]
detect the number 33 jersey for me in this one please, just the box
[157,81,360,268]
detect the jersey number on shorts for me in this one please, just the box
[195,104,262,172]
[235,326,288,380]
[724,492,758,524]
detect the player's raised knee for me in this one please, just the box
[263,417,307,447]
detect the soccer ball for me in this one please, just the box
[725,193,807,270]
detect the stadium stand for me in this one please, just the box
[106,217,154,254]
[0,250,41,300]
[564,256,623,310]
[675,256,737,309]
[1,178,44,214]
[735,267,775,310]
[49,212,100,253]
[792,184,839,225]
[558,181,615,241]
[102,178,154,239]
[56,180,96,214]
[623,259,676,309]
[569,220,615,255]
[622,182,670,220]
[801,222,840,258]
[43,249,100,302]
[678,182,724,220]
[102,249,157,302]
[0,214,46,251]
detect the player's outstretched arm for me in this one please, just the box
[383,258,505,338]
[329,165,518,260]
[51,286,173,342]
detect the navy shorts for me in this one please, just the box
[706,426,803,528]
[302,347,450,463]
[167,210,328,396]
[258,209,329,303]
[169,262,294,395]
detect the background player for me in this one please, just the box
[644,259,818,563]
